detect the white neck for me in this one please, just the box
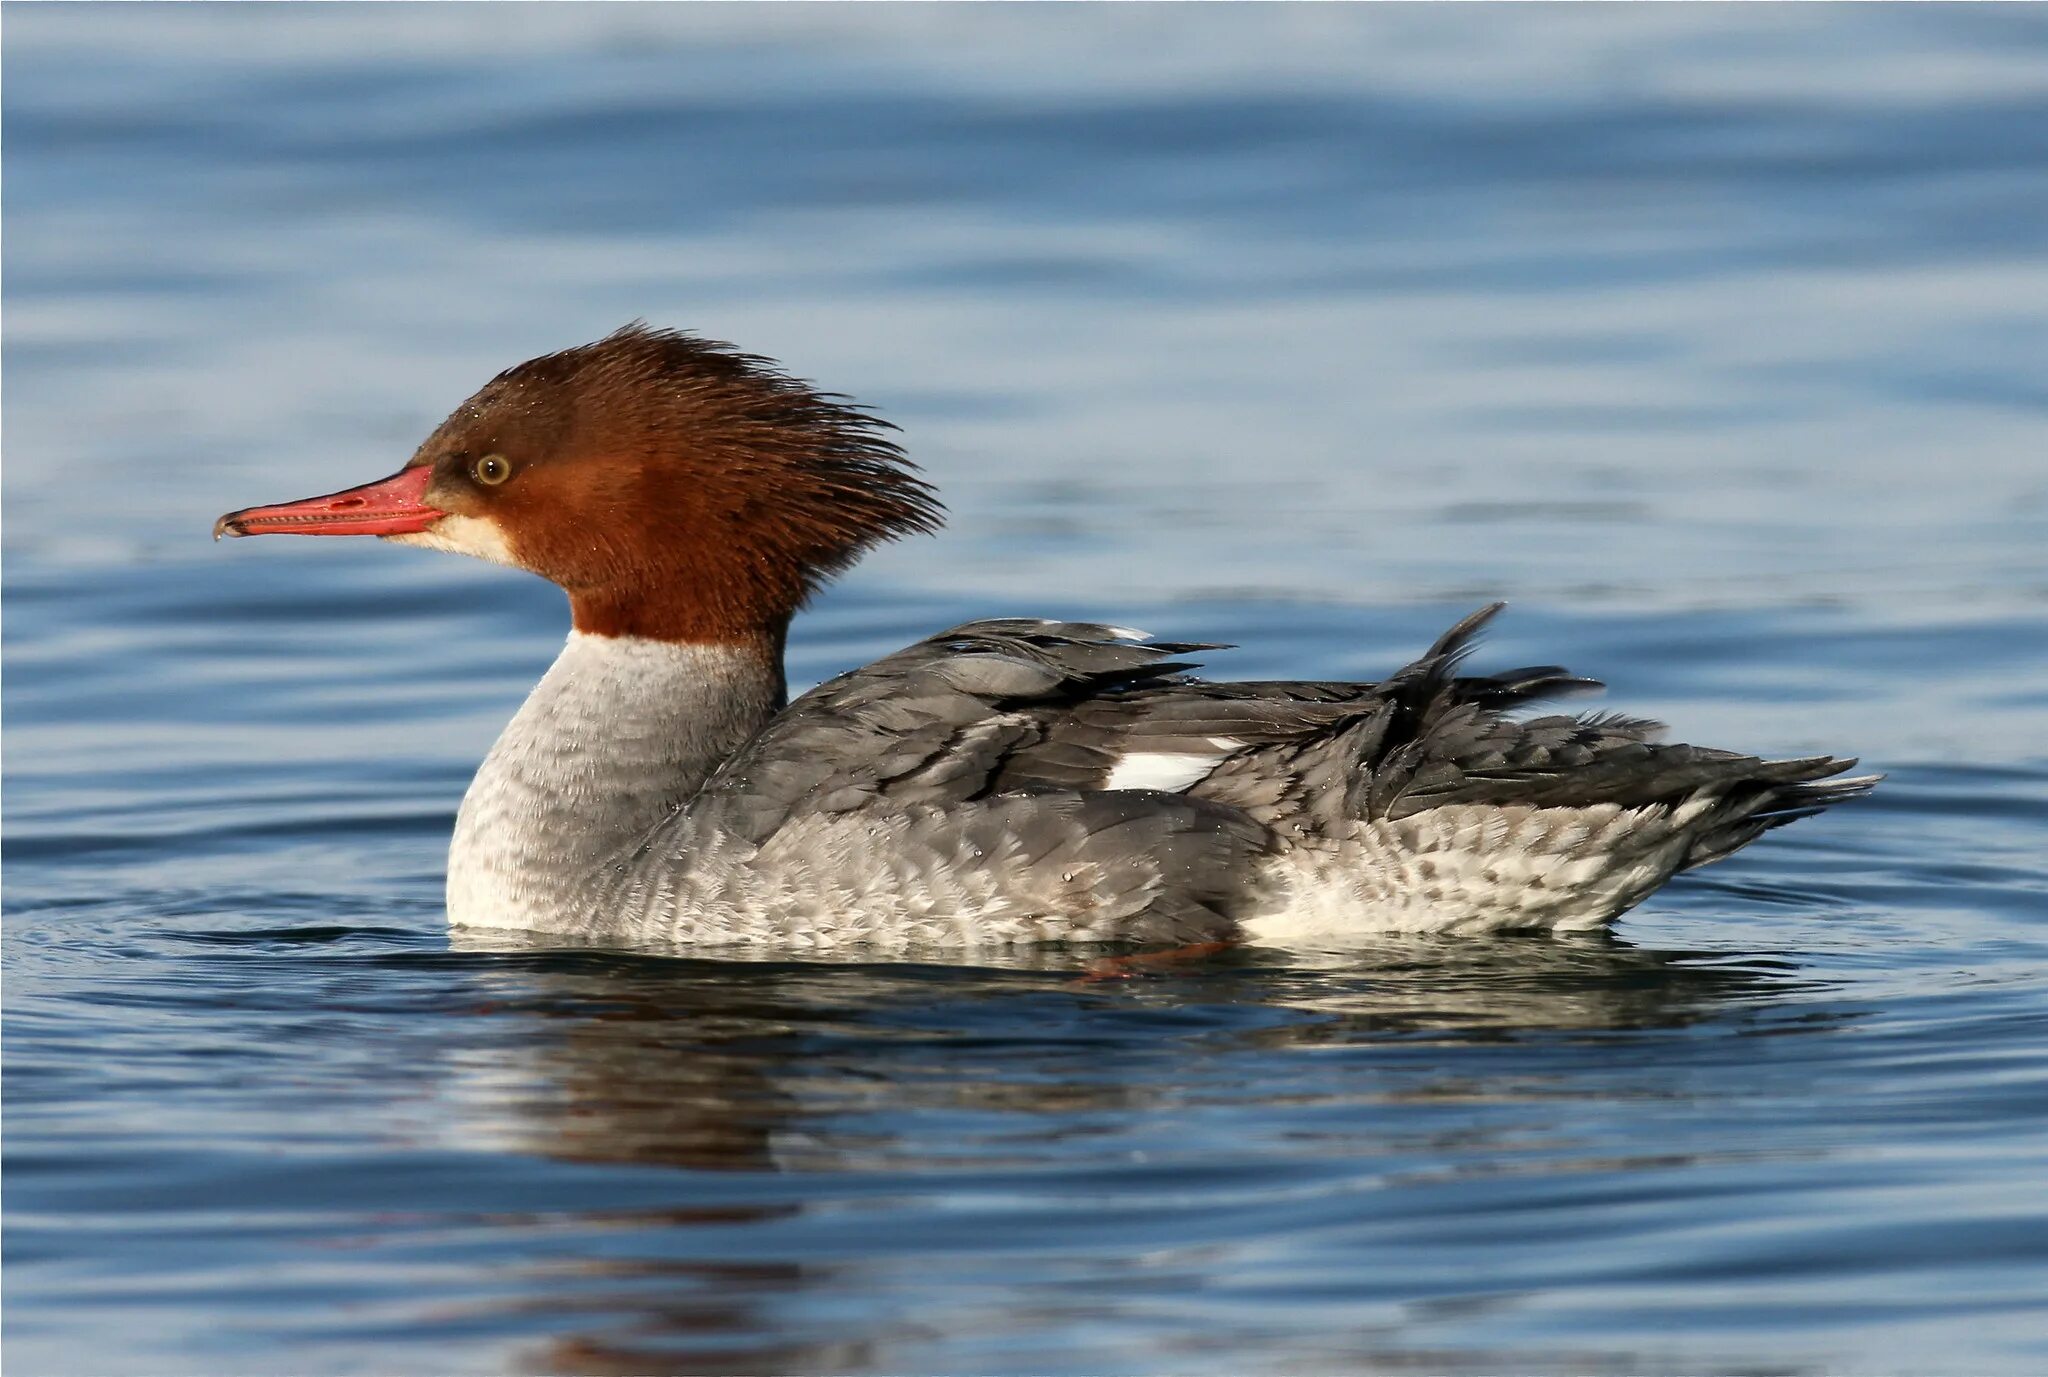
[447,632,784,932]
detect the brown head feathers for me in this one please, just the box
[407,323,944,645]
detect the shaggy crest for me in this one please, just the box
[410,322,945,642]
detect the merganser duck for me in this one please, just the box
[216,324,1877,953]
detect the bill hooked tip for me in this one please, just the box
[212,513,246,540]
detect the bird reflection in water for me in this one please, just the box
[432,930,1839,1375]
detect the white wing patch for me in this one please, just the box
[1102,737,1244,793]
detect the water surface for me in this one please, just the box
[6,7,2048,1374]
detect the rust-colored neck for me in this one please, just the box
[568,585,790,662]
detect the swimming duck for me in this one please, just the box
[216,324,1876,952]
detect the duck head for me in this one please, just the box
[215,323,943,645]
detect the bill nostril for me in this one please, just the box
[332,497,367,510]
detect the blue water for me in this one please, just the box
[7,7,2048,1374]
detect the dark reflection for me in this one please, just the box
[426,930,1839,1375]
[1223,935,1835,1039]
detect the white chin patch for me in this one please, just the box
[386,514,518,568]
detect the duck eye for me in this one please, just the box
[473,454,512,486]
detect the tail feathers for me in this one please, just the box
[1681,757,1882,871]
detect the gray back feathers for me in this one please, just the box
[692,605,1875,881]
